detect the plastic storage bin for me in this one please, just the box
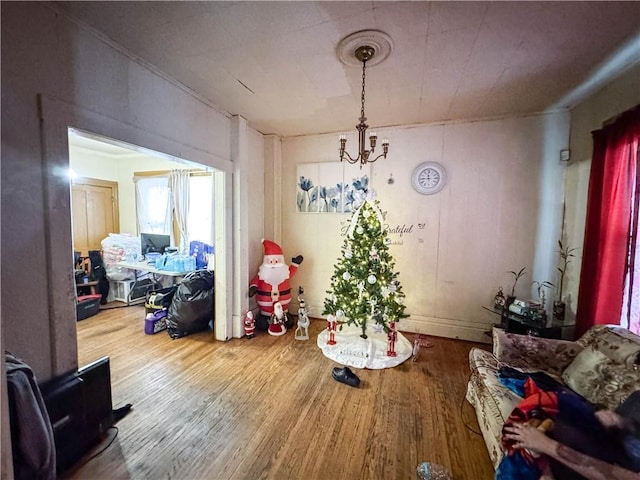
[145,310,168,334]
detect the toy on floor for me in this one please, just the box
[411,334,434,362]
[326,313,337,345]
[295,296,310,340]
[268,302,288,336]
[244,310,256,339]
[416,462,452,480]
[386,321,398,357]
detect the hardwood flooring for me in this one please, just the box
[65,305,494,480]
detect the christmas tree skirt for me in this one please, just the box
[317,324,412,369]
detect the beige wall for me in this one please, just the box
[281,112,569,342]
[563,64,640,317]
[69,148,180,235]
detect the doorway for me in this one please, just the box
[71,177,119,257]
[68,128,227,341]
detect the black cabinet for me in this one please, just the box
[483,306,572,339]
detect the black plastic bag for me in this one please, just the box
[145,285,178,314]
[166,270,214,339]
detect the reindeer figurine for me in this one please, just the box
[295,296,310,340]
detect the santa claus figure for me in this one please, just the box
[244,311,256,339]
[249,239,303,335]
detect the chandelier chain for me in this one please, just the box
[338,43,389,168]
[360,60,367,120]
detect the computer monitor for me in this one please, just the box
[140,233,171,256]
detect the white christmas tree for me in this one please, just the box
[323,191,407,339]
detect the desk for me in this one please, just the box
[115,261,193,305]
[117,260,192,278]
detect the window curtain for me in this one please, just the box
[187,174,214,245]
[169,169,190,253]
[575,105,640,338]
[134,176,172,236]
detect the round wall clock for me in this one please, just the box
[411,162,447,195]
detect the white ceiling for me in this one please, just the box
[55,1,640,138]
[69,132,142,157]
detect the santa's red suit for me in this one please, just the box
[249,240,303,333]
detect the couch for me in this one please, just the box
[466,325,640,468]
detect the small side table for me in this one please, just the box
[482,306,574,340]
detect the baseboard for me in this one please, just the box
[305,303,492,344]
[399,316,492,344]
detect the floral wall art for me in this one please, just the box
[297,162,370,214]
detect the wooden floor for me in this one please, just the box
[64,305,494,480]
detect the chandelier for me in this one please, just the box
[337,31,393,168]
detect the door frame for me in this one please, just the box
[39,95,234,375]
[71,177,120,256]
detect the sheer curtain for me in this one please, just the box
[622,138,640,334]
[134,176,172,236]
[169,169,190,253]
[576,105,640,337]
[187,174,214,245]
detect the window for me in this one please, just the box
[621,144,640,334]
[135,170,214,249]
[187,174,214,245]
[135,176,172,236]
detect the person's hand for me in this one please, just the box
[292,255,303,265]
[503,423,557,456]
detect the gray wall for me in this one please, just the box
[1,2,237,380]
[1,5,271,468]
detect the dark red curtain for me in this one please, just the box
[575,105,640,338]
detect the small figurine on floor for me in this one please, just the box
[244,310,256,339]
[326,313,337,345]
[387,321,398,357]
[412,334,434,361]
[268,301,287,336]
[412,336,420,362]
[295,296,310,340]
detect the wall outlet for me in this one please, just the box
[560,149,571,162]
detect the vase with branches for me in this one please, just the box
[554,240,577,321]
[531,280,554,311]
[556,240,577,302]
[508,267,527,298]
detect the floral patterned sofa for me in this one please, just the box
[466,325,640,468]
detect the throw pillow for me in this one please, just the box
[562,345,640,410]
